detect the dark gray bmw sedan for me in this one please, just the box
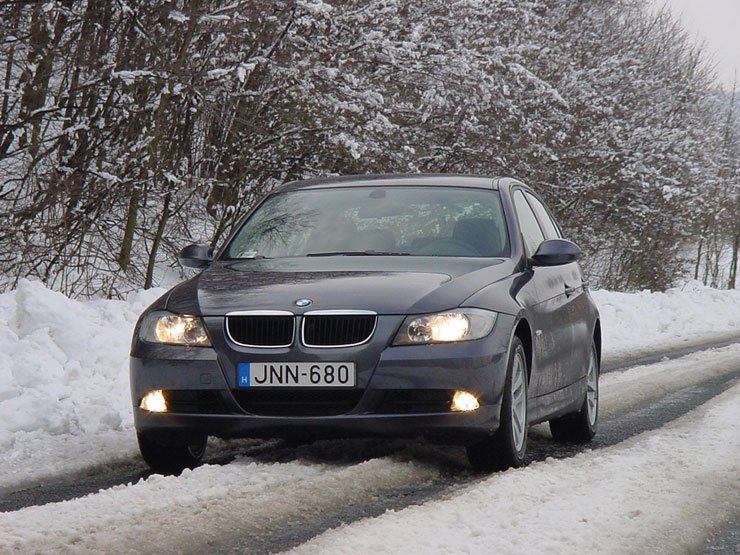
[130,175,600,472]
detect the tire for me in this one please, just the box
[137,432,207,473]
[549,339,599,443]
[467,336,529,471]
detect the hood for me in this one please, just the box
[166,257,512,316]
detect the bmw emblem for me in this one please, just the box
[295,298,312,307]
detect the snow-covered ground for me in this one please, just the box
[0,278,739,553]
[290,381,740,555]
[592,281,740,354]
[1,342,738,553]
[0,456,441,553]
[1,278,740,489]
[0,280,165,489]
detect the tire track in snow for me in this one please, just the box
[0,456,445,554]
[1,335,737,510]
[287,384,740,555]
[0,438,276,512]
[0,345,737,554]
[221,348,740,554]
[600,330,740,373]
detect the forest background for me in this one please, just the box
[1,0,738,297]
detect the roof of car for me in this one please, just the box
[275,174,507,192]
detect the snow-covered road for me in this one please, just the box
[1,343,738,554]
[291,380,740,555]
[1,280,739,553]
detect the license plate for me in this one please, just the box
[237,362,356,387]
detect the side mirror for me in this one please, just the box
[531,239,582,266]
[179,243,213,269]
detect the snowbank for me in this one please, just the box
[592,280,740,354]
[0,280,165,450]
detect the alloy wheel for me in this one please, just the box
[586,345,598,427]
[510,350,527,452]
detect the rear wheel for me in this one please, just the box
[549,340,599,443]
[467,336,528,471]
[137,432,207,473]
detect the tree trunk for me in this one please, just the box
[144,190,171,289]
[694,236,703,281]
[729,225,739,289]
[118,188,140,272]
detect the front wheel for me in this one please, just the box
[467,336,529,471]
[137,432,207,473]
[549,340,599,443]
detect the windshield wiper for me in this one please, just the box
[230,254,271,260]
[306,250,412,257]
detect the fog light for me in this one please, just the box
[451,391,480,412]
[140,390,167,413]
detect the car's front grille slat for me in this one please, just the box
[226,312,376,348]
[226,315,294,347]
[376,390,454,414]
[164,390,230,414]
[232,389,364,416]
[303,314,376,347]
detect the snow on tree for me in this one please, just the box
[0,0,736,296]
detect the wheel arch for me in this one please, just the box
[593,318,602,364]
[513,317,533,382]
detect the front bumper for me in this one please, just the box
[134,407,501,445]
[130,314,515,445]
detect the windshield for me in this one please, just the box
[223,186,510,259]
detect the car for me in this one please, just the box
[130,174,601,472]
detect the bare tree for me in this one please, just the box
[0,0,736,296]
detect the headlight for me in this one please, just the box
[393,308,497,345]
[139,311,211,346]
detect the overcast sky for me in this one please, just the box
[658,0,739,88]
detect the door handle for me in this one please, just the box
[564,284,576,297]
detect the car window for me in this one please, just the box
[524,192,561,240]
[224,186,511,259]
[513,190,545,256]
